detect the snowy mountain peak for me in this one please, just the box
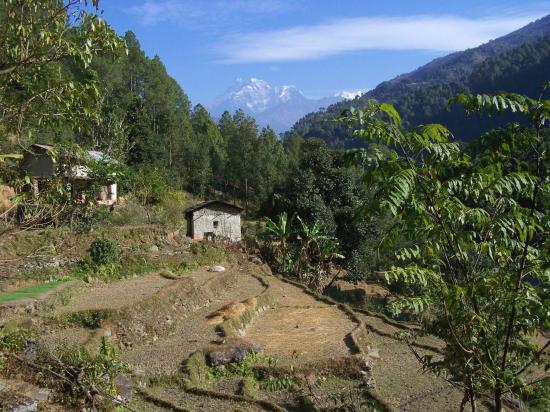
[334,89,366,100]
[209,78,351,132]
[212,78,306,114]
[276,85,304,102]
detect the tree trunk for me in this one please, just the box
[494,387,502,412]
[244,177,248,216]
[459,392,468,412]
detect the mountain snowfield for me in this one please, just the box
[209,78,363,133]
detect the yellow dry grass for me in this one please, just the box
[0,185,15,214]
[206,297,257,325]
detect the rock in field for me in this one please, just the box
[208,265,226,272]
[206,338,261,366]
[113,374,133,401]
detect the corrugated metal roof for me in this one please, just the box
[28,144,117,164]
[88,151,117,164]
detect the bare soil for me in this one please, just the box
[245,276,356,364]
[121,265,267,375]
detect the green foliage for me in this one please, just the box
[0,277,72,303]
[261,212,344,292]
[0,328,30,356]
[185,350,209,385]
[240,376,260,398]
[0,0,125,142]
[261,375,296,391]
[0,328,126,408]
[129,166,173,206]
[61,310,110,329]
[56,337,127,407]
[288,35,550,148]
[189,242,225,266]
[268,138,366,257]
[341,91,549,409]
[89,235,119,266]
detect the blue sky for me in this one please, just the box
[99,0,549,105]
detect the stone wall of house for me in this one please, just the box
[20,154,55,178]
[190,204,241,242]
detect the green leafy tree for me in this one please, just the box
[340,91,549,410]
[263,213,344,292]
[0,0,124,142]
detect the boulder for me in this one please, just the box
[206,338,262,366]
[208,265,226,272]
[113,374,133,401]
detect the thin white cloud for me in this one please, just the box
[218,13,545,63]
[127,0,290,27]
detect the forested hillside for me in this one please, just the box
[288,15,550,147]
[1,29,289,213]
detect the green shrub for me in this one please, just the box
[62,310,110,328]
[130,166,173,205]
[240,376,259,398]
[110,201,148,226]
[89,235,119,266]
[57,337,128,408]
[185,350,209,385]
[261,375,295,391]
[189,243,225,266]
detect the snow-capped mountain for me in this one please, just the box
[209,78,353,133]
[335,89,366,100]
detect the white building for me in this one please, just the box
[20,144,118,206]
[185,201,243,243]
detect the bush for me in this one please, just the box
[130,166,173,205]
[71,205,112,233]
[89,236,119,266]
[240,376,259,398]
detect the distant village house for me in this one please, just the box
[20,144,118,206]
[185,201,242,243]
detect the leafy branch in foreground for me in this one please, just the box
[339,90,549,410]
[0,0,125,140]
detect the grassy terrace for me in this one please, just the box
[0,277,72,303]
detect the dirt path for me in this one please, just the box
[245,277,357,364]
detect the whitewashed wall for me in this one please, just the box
[189,204,241,242]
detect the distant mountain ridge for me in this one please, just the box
[209,78,353,132]
[289,14,550,147]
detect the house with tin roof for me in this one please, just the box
[20,143,118,206]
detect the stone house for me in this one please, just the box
[185,201,243,243]
[20,143,118,206]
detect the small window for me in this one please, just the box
[213,221,219,229]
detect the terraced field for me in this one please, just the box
[0,241,481,411]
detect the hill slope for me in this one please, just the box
[288,15,550,147]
